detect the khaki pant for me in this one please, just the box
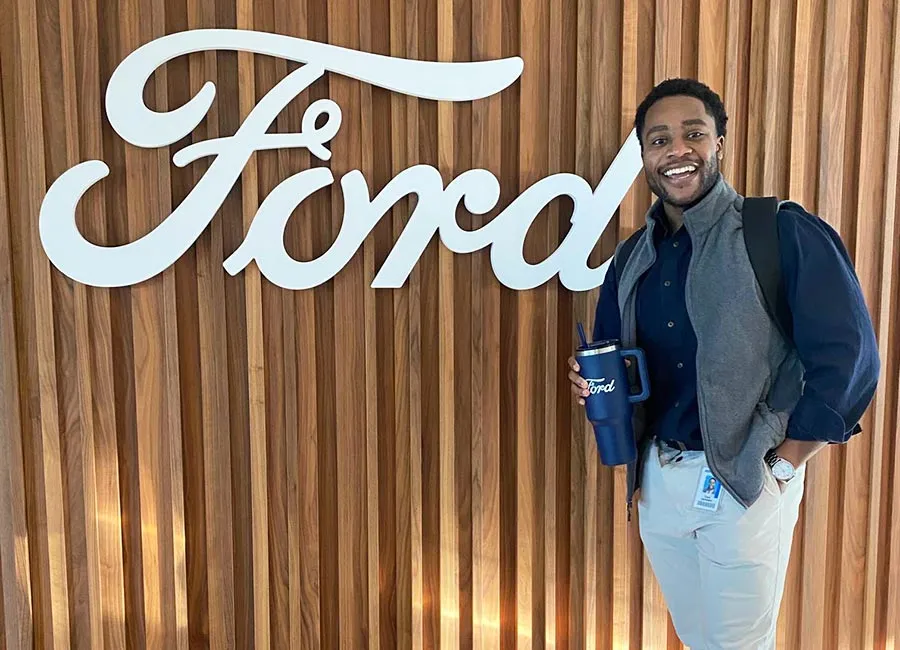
[637,441,806,649]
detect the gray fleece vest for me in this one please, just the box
[617,175,804,508]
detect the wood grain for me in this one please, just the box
[880,6,900,650]
[472,1,503,648]
[854,5,896,650]
[722,0,751,192]
[436,0,461,643]
[74,0,129,644]
[52,0,107,644]
[9,0,70,647]
[2,1,899,647]
[0,40,34,650]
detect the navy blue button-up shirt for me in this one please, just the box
[592,202,880,447]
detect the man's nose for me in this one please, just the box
[667,137,692,158]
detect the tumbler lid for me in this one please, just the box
[575,339,619,356]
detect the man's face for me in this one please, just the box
[640,95,724,208]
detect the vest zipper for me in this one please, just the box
[683,237,748,508]
[621,232,657,521]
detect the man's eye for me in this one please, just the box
[652,138,667,146]
[688,131,705,139]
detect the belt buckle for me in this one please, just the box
[657,439,687,465]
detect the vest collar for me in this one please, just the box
[643,174,739,237]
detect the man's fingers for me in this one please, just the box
[568,370,588,389]
[568,356,588,403]
[569,374,589,399]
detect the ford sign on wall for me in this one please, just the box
[38,29,643,291]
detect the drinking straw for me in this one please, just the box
[577,322,588,347]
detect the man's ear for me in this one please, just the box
[716,135,726,161]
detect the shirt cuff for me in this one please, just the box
[785,394,855,443]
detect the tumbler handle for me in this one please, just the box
[620,348,650,403]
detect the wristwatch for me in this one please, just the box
[765,449,796,483]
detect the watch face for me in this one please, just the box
[772,460,794,481]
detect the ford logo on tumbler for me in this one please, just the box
[576,323,650,465]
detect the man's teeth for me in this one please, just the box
[664,165,697,177]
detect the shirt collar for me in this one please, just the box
[643,174,739,237]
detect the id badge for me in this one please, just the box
[693,467,723,512]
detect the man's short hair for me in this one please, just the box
[634,78,728,146]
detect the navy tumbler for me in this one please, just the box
[575,338,650,466]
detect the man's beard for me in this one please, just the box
[647,155,719,209]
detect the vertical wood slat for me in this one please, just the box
[618,0,643,236]
[545,0,575,644]
[401,1,424,648]
[517,0,549,646]
[357,0,382,646]
[326,0,369,647]
[471,0,502,648]
[117,0,188,646]
[436,0,460,643]
[288,2,322,642]
[122,1,158,643]
[72,0,129,644]
[855,5,896,650]
[252,1,286,646]
[422,1,443,642]
[151,0,189,644]
[179,3,220,650]
[655,0,683,80]
[836,0,874,644]
[3,2,900,648]
[743,0,768,196]
[184,0,234,647]
[9,0,71,647]
[235,0,271,647]
[792,2,830,647]
[787,4,828,648]
[761,0,794,197]
[388,2,416,649]
[0,43,34,650]
[881,4,900,649]
[787,0,825,208]
[697,0,726,96]
[818,2,854,648]
[267,2,316,645]
[856,2,898,647]
[722,0,751,193]
[54,0,106,644]
[451,3,475,646]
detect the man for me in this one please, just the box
[567,79,880,648]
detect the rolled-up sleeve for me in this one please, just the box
[779,205,881,443]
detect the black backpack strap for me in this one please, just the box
[615,226,647,281]
[742,197,794,347]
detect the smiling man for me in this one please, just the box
[567,79,880,648]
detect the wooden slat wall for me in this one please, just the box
[2,0,900,648]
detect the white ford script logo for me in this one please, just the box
[38,29,643,291]
[586,378,616,394]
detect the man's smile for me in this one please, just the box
[659,161,700,187]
